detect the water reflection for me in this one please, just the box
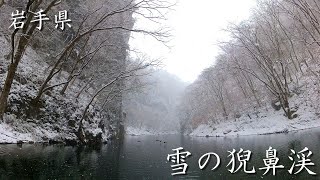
[0,128,319,179]
[0,143,122,179]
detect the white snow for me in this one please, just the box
[190,109,320,137]
[125,126,178,136]
[125,127,154,136]
[190,65,320,137]
[0,35,110,144]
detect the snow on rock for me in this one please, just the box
[0,36,112,144]
[0,123,33,143]
[125,126,178,136]
[125,127,154,136]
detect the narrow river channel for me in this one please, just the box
[0,128,319,179]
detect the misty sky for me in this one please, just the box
[130,0,256,83]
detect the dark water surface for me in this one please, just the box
[0,128,320,179]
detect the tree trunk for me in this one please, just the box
[76,76,93,99]
[0,0,4,8]
[0,0,59,118]
[0,38,28,118]
[0,63,18,118]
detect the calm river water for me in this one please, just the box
[0,128,320,179]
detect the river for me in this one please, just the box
[0,128,319,179]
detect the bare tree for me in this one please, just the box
[76,59,160,144]
[33,0,171,103]
[0,0,60,118]
[201,68,229,119]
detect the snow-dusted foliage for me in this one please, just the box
[0,35,113,144]
[179,0,320,135]
[0,0,171,144]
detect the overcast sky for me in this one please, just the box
[130,0,256,83]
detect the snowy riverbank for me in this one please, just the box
[190,106,320,137]
[190,60,320,137]
[0,114,108,144]
[125,126,178,136]
[0,120,75,144]
[0,36,111,145]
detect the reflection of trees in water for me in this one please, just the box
[102,135,124,179]
[287,140,302,155]
[0,132,319,179]
[0,144,122,179]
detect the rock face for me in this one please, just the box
[1,63,112,144]
[0,0,134,145]
[223,129,232,135]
